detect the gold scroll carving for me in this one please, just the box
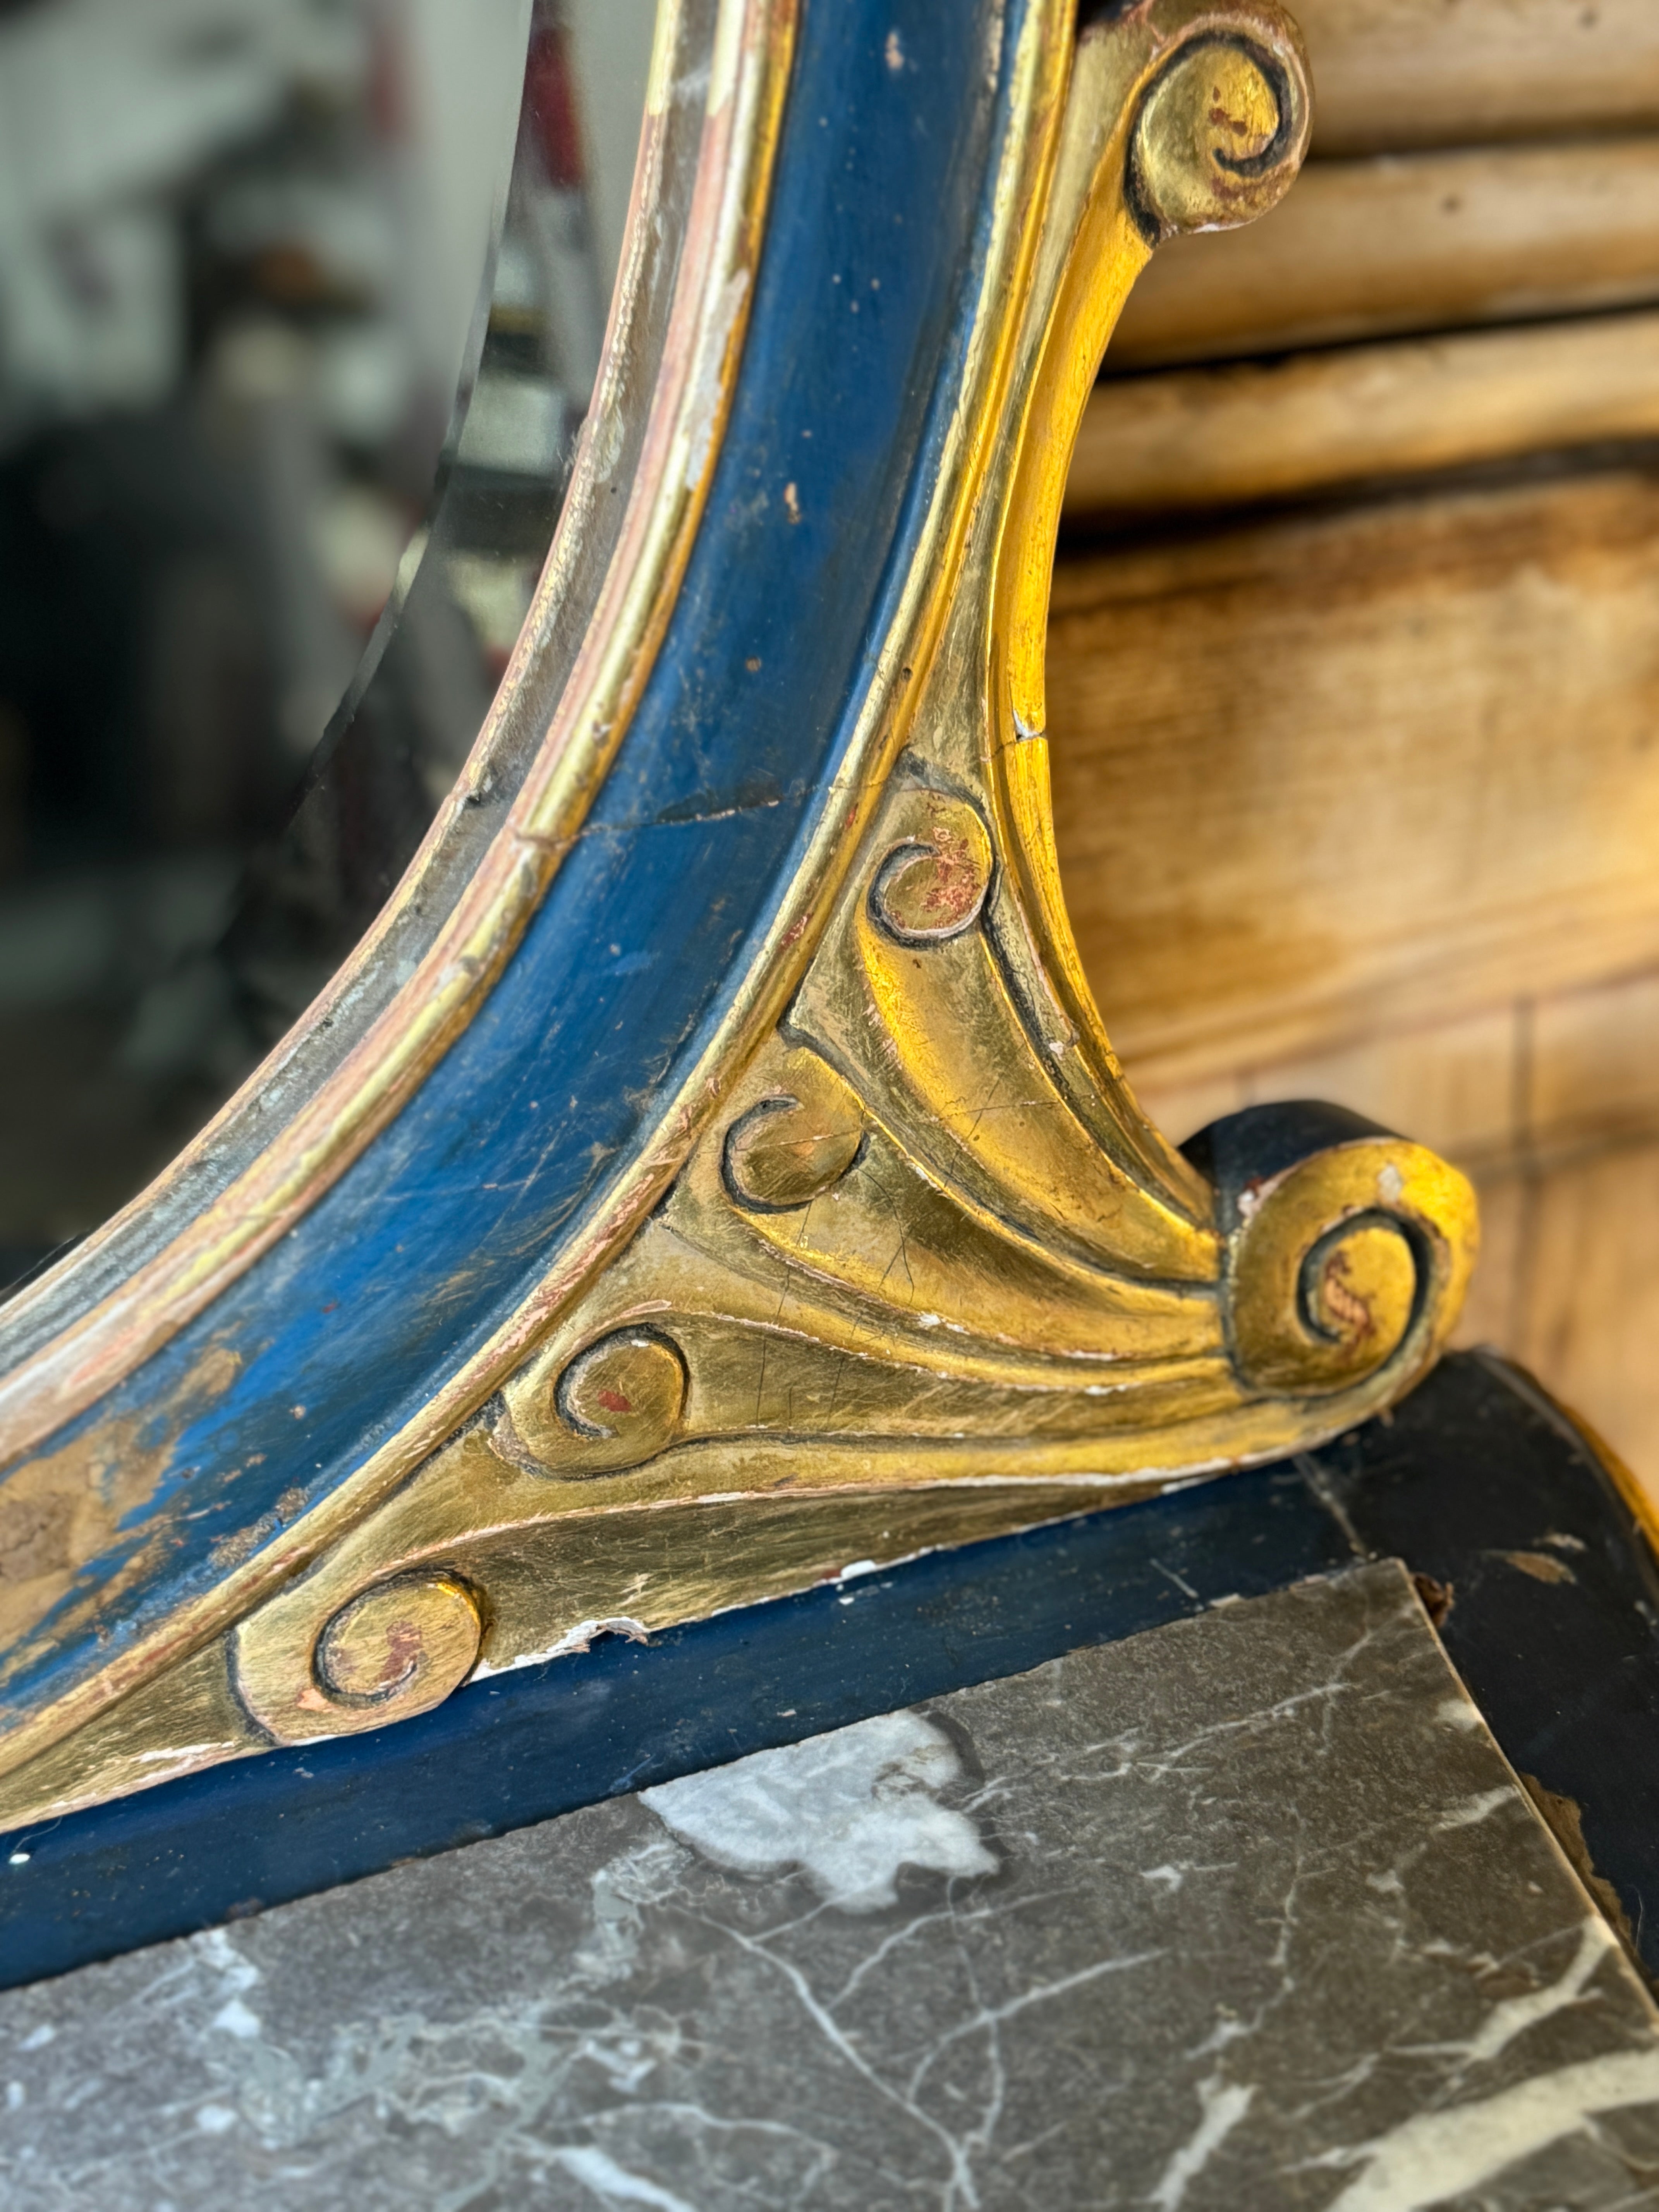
[0,0,1478,1819]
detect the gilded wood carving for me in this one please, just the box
[0,0,1475,1825]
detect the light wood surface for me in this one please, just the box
[1297,0,1659,156]
[1068,311,1659,518]
[1498,1136,1659,1472]
[1049,468,1659,1080]
[1128,977,1659,1183]
[1109,139,1659,367]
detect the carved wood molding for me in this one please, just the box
[0,0,1476,1826]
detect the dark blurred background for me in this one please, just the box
[0,0,653,1289]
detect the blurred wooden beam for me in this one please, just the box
[1067,311,1659,519]
[1110,139,1659,368]
[1297,0,1659,156]
[1048,467,1659,1080]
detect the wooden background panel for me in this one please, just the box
[1049,469,1659,1077]
[1490,1137,1659,1480]
[1130,1005,1517,1166]
[1448,1166,1530,1365]
[1132,969,1659,1171]
[1068,313,1659,520]
[1532,970,1659,1150]
[1109,141,1659,368]
[1296,0,1659,155]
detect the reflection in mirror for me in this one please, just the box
[0,0,656,1295]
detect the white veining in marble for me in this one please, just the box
[2,1562,1657,2210]
[552,2142,700,2209]
[1321,2047,1659,2211]
[641,1710,997,1911]
[1406,1915,1617,2073]
[1147,2069,1256,2210]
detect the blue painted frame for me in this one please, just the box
[0,0,1028,1731]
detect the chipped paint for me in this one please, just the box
[0,1346,240,1689]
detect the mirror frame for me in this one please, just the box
[0,0,1482,1856]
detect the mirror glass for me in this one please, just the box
[0,0,657,1293]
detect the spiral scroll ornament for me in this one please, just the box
[1130,25,1310,242]
[1225,1139,1476,1396]
[230,1570,484,1743]
[0,0,1482,1819]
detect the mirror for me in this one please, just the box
[0,0,657,1295]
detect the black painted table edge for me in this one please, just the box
[3,1348,1657,1990]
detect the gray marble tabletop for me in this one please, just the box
[3,1558,1658,2209]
